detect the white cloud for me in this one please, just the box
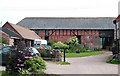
[0,0,119,26]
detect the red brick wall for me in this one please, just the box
[32,29,99,43]
[32,29,101,48]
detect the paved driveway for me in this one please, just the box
[45,51,118,74]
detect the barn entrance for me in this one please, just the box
[77,35,81,44]
[99,30,114,50]
[100,37,114,49]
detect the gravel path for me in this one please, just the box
[45,51,118,74]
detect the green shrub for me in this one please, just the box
[69,36,79,46]
[68,36,85,53]
[46,50,51,57]
[76,48,81,51]
[6,46,38,74]
[97,48,102,51]
[109,44,115,51]
[80,48,87,52]
[38,49,56,58]
[0,38,7,44]
[65,49,69,53]
[50,50,56,58]
[106,56,120,64]
[47,40,58,46]
[38,49,47,57]
[19,56,46,74]
[81,43,89,50]
[69,44,78,53]
[53,41,69,49]
[63,41,68,45]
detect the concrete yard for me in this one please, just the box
[45,51,118,74]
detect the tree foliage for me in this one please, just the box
[47,40,58,46]
[68,36,79,46]
[0,38,7,44]
[53,41,69,49]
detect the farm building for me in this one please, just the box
[113,15,120,51]
[17,17,115,49]
[2,21,41,47]
[0,27,21,45]
[113,15,120,39]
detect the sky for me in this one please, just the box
[0,0,120,27]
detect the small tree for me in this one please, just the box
[69,36,79,46]
[53,41,69,62]
[53,41,69,49]
[68,36,81,52]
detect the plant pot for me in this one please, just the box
[76,51,80,53]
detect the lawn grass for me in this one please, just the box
[62,51,104,58]
[106,56,120,64]
[56,62,70,65]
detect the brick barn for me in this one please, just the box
[2,21,40,47]
[17,17,115,49]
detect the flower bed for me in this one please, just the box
[38,49,62,61]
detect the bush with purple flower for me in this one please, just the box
[6,45,46,75]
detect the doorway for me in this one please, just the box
[77,35,81,44]
[100,37,114,49]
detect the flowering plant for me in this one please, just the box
[38,49,56,58]
[18,56,46,74]
[6,46,37,74]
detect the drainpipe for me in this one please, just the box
[113,20,119,62]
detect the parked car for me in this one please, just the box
[0,46,41,66]
[33,45,52,50]
[24,47,41,57]
[0,46,12,65]
[33,45,47,50]
[43,45,52,50]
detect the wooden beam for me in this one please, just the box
[93,30,97,36]
[70,30,77,36]
[49,29,56,36]
[84,30,90,36]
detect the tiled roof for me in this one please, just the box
[17,17,115,30]
[0,28,21,38]
[3,22,40,40]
